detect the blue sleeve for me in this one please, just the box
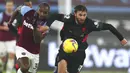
[0,12,3,23]
[20,6,33,16]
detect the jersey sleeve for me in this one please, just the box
[19,6,33,16]
[87,18,104,31]
[46,14,64,27]
[89,18,124,41]
[0,12,3,24]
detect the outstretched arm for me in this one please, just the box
[101,23,127,45]
[46,14,64,27]
[92,21,127,46]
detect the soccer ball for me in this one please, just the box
[63,38,78,53]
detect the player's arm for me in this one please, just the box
[41,14,64,35]
[91,20,127,46]
[46,14,64,27]
[0,26,8,31]
[8,6,21,36]
[101,23,127,46]
[0,25,8,31]
[37,25,49,33]
[8,6,21,25]
[0,12,9,31]
[8,5,32,36]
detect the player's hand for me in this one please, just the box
[3,26,9,31]
[121,38,127,46]
[37,25,49,32]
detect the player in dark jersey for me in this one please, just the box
[46,5,128,73]
[0,1,17,73]
[8,2,50,73]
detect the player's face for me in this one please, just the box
[37,6,49,20]
[74,11,87,24]
[27,1,32,8]
[5,2,14,12]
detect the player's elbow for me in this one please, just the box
[107,24,116,31]
[102,23,115,30]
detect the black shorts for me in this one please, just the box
[55,44,86,73]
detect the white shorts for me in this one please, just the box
[0,40,16,57]
[15,46,39,73]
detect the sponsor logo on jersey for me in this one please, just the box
[23,20,34,29]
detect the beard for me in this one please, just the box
[76,18,85,24]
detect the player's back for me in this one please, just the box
[0,12,16,41]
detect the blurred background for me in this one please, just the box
[0,0,130,73]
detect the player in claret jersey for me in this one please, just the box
[8,1,50,73]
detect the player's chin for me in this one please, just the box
[39,16,47,20]
[79,21,84,24]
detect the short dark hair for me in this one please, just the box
[74,5,87,13]
[38,2,50,10]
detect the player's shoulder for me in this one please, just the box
[20,5,34,16]
[87,17,99,25]
[86,17,94,22]
[85,17,97,27]
[86,17,101,29]
[63,14,75,23]
[64,14,74,19]
[20,5,33,12]
[21,5,31,9]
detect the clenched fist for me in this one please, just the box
[121,38,127,46]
